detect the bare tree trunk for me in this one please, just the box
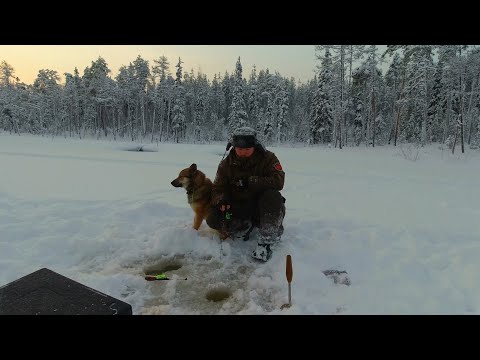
[452,117,459,154]
[468,114,475,145]
[338,111,342,149]
[103,105,108,137]
[112,108,117,140]
[443,91,452,144]
[394,72,406,146]
[340,46,345,148]
[460,111,465,153]
[333,105,338,148]
[363,83,368,146]
[151,105,156,142]
[76,99,80,138]
[166,98,171,141]
[347,46,354,146]
[159,100,165,141]
[143,96,147,138]
[7,114,20,135]
[460,66,465,153]
[372,87,376,147]
[466,71,480,144]
[388,77,398,144]
[14,117,20,135]
[69,103,72,137]
[128,103,134,141]
[421,75,427,146]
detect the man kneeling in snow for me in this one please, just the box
[206,127,286,262]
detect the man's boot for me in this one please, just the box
[251,233,278,262]
[251,243,272,262]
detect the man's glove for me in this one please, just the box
[248,176,259,185]
[234,177,249,190]
[217,196,231,212]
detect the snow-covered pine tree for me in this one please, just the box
[171,57,186,143]
[210,73,226,140]
[384,53,402,144]
[151,55,171,142]
[403,46,435,145]
[275,77,289,144]
[247,65,260,130]
[227,57,248,136]
[310,47,333,144]
[427,53,448,143]
[0,61,23,135]
[82,57,114,139]
[464,48,480,146]
[193,72,209,142]
[33,69,62,136]
[131,55,150,138]
[0,60,16,87]
[63,69,84,138]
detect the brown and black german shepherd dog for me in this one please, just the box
[171,163,213,231]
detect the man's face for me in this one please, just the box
[234,147,255,158]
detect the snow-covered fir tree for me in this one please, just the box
[228,57,248,136]
[171,57,186,143]
[310,47,333,144]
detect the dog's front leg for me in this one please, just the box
[193,213,203,230]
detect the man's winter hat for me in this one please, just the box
[231,127,257,148]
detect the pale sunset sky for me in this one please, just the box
[0,45,320,85]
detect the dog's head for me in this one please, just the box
[171,163,198,189]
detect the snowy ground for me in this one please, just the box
[1,133,479,314]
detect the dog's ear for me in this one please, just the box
[190,163,197,172]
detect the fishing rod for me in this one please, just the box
[145,273,187,281]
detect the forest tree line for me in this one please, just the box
[1,45,479,152]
